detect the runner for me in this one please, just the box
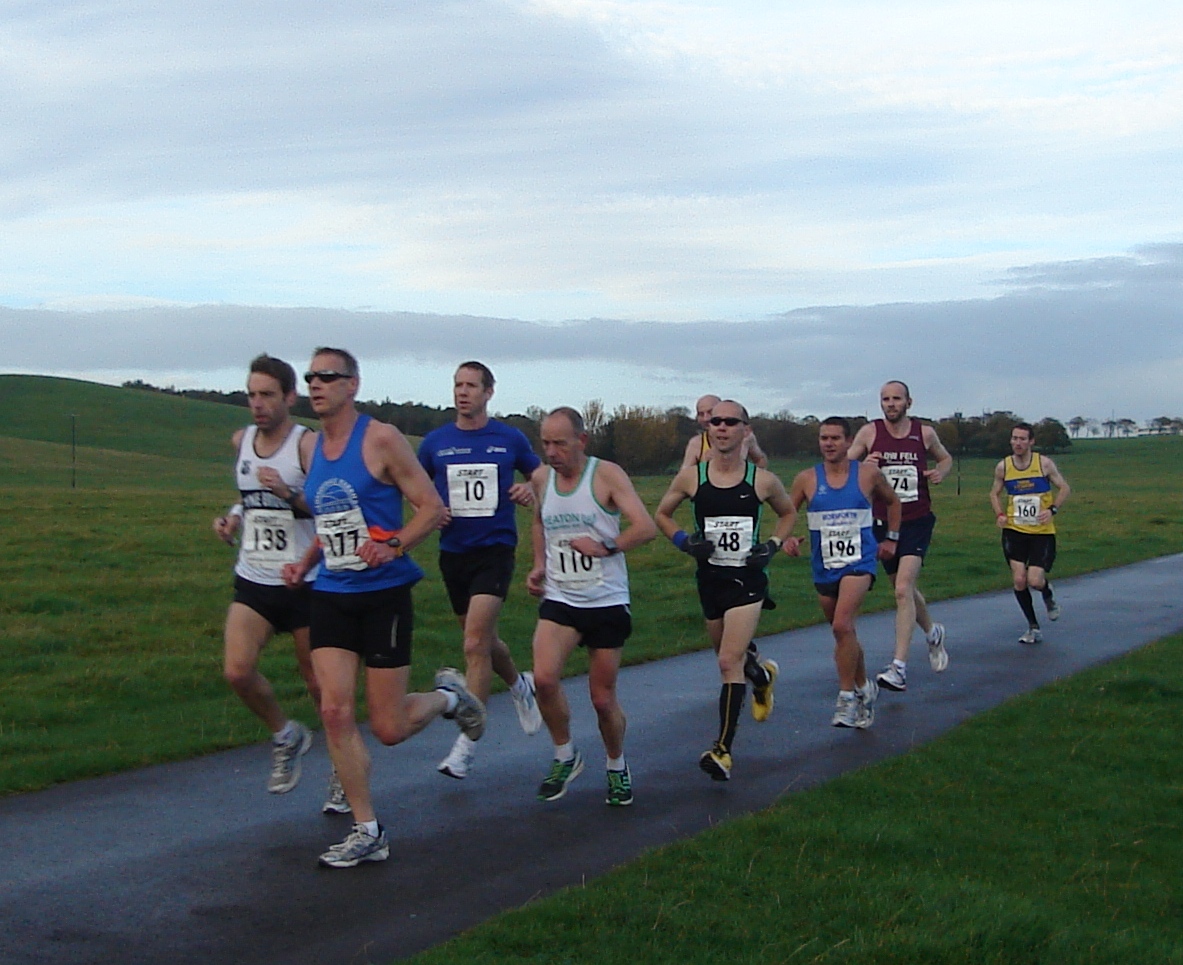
[784,417,901,728]
[211,354,335,804]
[419,361,544,780]
[848,381,952,693]
[282,347,485,868]
[527,407,656,806]
[989,422,1071,644]
[680,393,769,469]
[656,400,795,781]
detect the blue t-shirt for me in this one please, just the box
[418,419,541,553]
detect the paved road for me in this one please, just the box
[4,554,1183,965]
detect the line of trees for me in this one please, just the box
[133,379,1171,475]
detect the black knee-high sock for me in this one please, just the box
[1014,588,1039,627]
[743,647,769,688]
[1040,582,1055,603]
[717,683,746,752]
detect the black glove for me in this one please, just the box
[682,532,716,562]
[745,539,778,569]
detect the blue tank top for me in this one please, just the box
[305,414,424,593]
[806,461,877,584]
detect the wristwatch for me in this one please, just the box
[384,536,404,557]
[885,530,900,541]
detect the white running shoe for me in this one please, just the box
[268,721,312,794]
[855,678,878,729]
[1019,627,1043,645]
[322,770,351,814]
[512,671,543,736]
[876,663,907,692]
[435,667,487,740]
[319,823,389,868]
[831,692,859,728]
[437,734,476,780]
[1046,599,1061,621]
[928,623,949,672]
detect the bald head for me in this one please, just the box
[695,394,722,429]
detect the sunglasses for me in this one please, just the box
[303,370,352,384]
[709,416,747,426]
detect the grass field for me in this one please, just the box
[1,375,1181,796]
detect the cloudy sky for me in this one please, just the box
[2,0,1181,422]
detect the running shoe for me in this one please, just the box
[750,659,779,722]
[512,671,543,736]
[831,692,859,728]
[318,823,389,868]
[1046,599,1061,621]
[606,766,634,806]
[322,769,351,814]
[698,744,732,781]
[1019,627,1043,645]
[928,622,949,672]
[268,721,312,794]
[876,663,907,692]
[537,749,585,801]
[855,677,878,729]
[437,734,475,780]
[435,667,487,740]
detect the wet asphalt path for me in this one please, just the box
[3,554,1182,965]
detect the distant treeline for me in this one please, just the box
[123,379,1073,474]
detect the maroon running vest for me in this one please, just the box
[870,419,931,522]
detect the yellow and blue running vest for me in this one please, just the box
[1002,453,1055,535]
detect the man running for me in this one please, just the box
[785,417,901,728]
[989,422,1071,644]
[656,400,795,781]
[681,393,769,469]
[418,361,544,780]
[283,347,485,868]
[847,381,952,693]
[527,407,656,806]
[211,354,329,802]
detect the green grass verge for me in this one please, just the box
[410,632,1183,965]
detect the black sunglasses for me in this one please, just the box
[303,370,352,384]
[709,416,747,426]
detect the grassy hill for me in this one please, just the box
[0,374,248,464]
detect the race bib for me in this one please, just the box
[820,523,862,570]
[447,463,498,518]
[881,464,920,503]
[241,508,298,565]
[1011,494,1042,527]
[703,515,754,568]
[547,532,604,590]
[317,507,370,571]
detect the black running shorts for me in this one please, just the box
[1001,530,1057,572]
[537,599,632,650]
[438,544,516,615]
[232,576,311,633]
[310,584,414,669]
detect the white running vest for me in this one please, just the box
[540,458,630,608]
[233,424,317,586]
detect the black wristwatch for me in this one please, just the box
[384,536,404,557]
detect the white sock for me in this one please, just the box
[839,689,855,700]
[893,659,907,672]
[272,721,297,745]
[437,689,459,714]
[607,754,626,772]
[553,741,575,763]
[455,733,476,752]
[926,626,940,643]
[510,674,531,697]
[361,819,380,837]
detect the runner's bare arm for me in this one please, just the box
[781,469,814,556]
[526,470,547,596]
[845,423,875,462]
[867,466,901,558]
[988,460,1008,526]
[680,434,702,469]
[358,422,445,566]
[746,432,769,469]
[575,461,656,556]
[923,425,954,484]
[1037,456,1071,524]
[654,467,697,542]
